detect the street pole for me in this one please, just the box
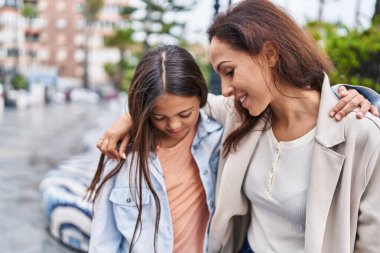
[82,22,90,90]
[208,0,221,95]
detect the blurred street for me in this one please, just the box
[0,103,107,253]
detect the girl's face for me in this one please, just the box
[209,38,275,116]
[150,93,200,143]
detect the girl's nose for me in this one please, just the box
[222,86,235,97]
[168,119,181,130]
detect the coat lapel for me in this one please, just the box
[210,117,266,247]
[217,122,264,214]
[305,144,345,253]
[305,75,346,253]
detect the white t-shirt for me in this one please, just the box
[243,127,316,253]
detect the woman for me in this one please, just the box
[206,1,380,252]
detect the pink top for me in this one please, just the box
[157,126,209,252]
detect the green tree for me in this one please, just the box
[306,21,380,92]
[102,0,196,91]
[104,29,142,91]
[126,0,195,51]
[82,0,104,89]
[11,73,28,90]
[21,3,38,67]
[373,0,380,23]
[21,3,37,20]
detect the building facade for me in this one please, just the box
[0,0,129,88]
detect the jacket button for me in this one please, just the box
[210,201,214,208]
[126,198,132,203]
[203,170,208,175]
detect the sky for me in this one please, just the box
[184,0,377,45]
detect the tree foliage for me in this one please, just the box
[125,0,195,50]
[81,0,104,89]
[104,29,143,91]
[21,3,37,19]
[103,0,195,91]
[306,21,380,92]
[83,0,104,23]
[11,73,28,90]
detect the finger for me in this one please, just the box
[107,134,121,161]
[370,105,379,117]
[330,89,358,117]
[119,135,130,160]
[100,137,117,161]
[335,94,363,121]
[96,138,104,150]
[337,85,348,97]
[356,99,371,119]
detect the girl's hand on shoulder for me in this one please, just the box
[96,113,132,161]
[330,86,379,121]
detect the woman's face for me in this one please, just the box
[209,38,275,116]
[149,93,200,142]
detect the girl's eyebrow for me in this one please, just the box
[152,107,194,116]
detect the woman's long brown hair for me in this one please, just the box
[207,0,333,156]
[87,45,207,252]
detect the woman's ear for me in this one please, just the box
[262,41,278,67]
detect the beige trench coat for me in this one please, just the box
[204,76,380,253]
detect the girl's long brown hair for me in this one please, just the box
[207,0,333,156]
[87,45,207,252]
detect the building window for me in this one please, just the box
[74,34,85,46]
[38,49,50,61]
[56,34,67,45]
[75,3,84,13]
[56,2,66,12]
[56,49,68,62]
[55,18,67,29]
[4,0,20,8]
[74,49,85,62]
[75,67,84,77]
[40,32,48,43]
[76,19,86,30]
[38,0,48,11]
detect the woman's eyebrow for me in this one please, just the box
[217,60,231,72]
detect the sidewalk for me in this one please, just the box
[0,103,108,253]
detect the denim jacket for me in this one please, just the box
[89,110,223,253]
[333,84,380,112]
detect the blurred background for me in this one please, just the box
[0,0,379,253]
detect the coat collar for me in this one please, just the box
[305,74,346,253]
[314,74,346,147]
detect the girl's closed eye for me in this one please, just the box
[179,112,192,118]
[152,115,165,121]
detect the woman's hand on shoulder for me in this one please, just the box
[330,86,379,121]
[96,113,132,161]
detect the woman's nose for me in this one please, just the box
[222,86,234,97]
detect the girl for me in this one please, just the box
[87,45,223,253]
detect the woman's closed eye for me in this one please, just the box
[225,69,234,77]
